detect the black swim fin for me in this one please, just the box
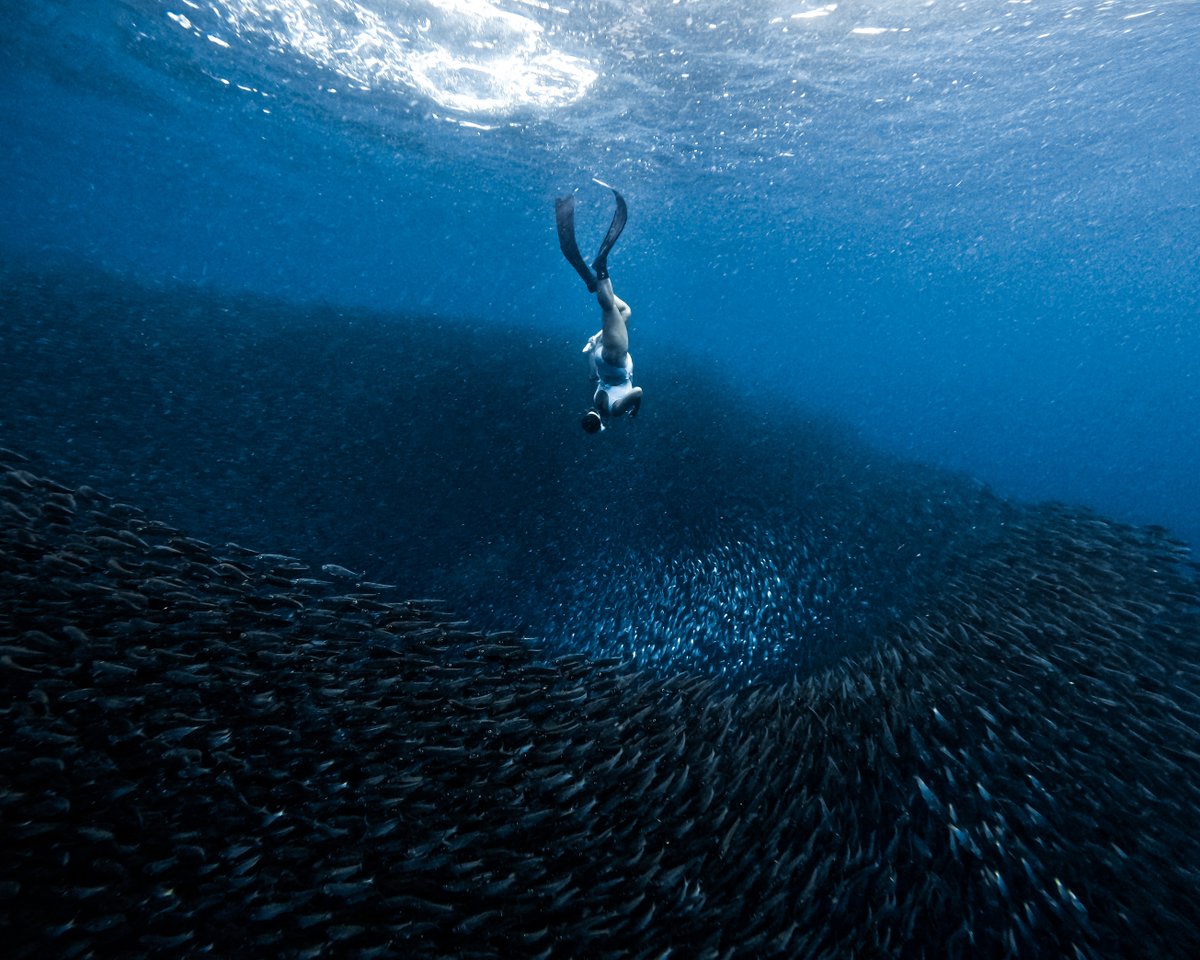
[591,189,627,282]
[555,194,598,292]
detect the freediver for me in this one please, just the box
[555,185,642,434]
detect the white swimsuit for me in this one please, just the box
[583,332,636,409]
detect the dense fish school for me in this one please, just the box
[0,266,1050,684]
[3,442,1200,958]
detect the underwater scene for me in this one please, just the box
[2,1,1198,957]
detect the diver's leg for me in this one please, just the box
[594,276,617,313]
[595,278,629,367]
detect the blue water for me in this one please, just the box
[2,0,1198,549]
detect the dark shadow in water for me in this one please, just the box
[0,260,1184,687]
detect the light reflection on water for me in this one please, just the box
[166,0,597,116]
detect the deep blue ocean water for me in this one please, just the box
[2,0,1197,557]
[4,7,1200,955]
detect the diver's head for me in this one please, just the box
[581,410,603,434]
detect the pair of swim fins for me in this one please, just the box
[555,188,627,293]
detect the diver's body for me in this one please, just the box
[584,277,639,423]
[556,187,642,433]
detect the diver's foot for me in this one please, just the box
[581,411,603,434]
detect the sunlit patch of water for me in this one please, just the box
[165,0,596,116]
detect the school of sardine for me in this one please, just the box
[3,443,1199,959]
[0,266,1016,691]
